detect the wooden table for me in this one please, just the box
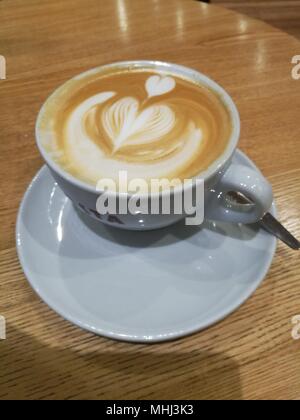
[0,0,299,400]
[212,0,300,39]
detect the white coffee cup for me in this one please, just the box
[36,60,273,230]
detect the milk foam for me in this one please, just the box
[39,69,232,188]
[62,74,204,184]
[102,97,176,151]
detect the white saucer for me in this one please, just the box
[16,151,277,343]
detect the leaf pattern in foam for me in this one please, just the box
[102,97,175,152]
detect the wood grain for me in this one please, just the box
[212,0,300,38]
[0,0,300,400]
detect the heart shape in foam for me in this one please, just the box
[102,97,175,152]
[146,75,176,98]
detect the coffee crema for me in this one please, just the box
[39,67,232,188]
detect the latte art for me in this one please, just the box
[39,68,232,188]
[97,97,176,152]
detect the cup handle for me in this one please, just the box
[205,161,273,224]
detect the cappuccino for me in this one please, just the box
[38,65,232,188]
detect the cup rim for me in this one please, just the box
[36,60,240,198]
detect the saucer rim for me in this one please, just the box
[16,150,277,343]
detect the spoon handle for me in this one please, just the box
[226,191,299,250]
[259,213,300,250]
